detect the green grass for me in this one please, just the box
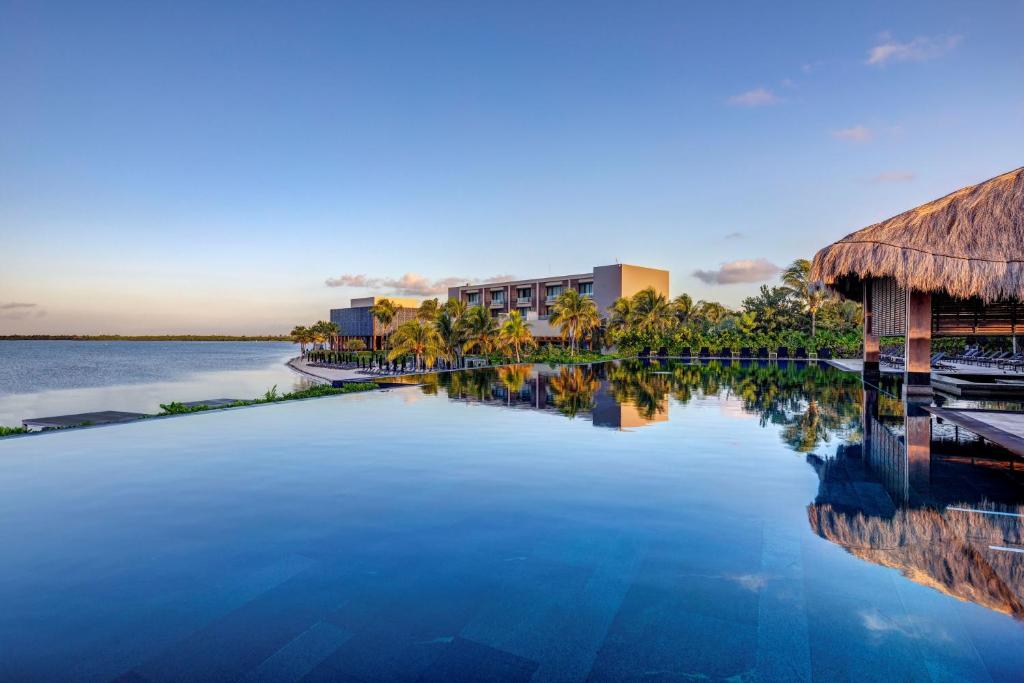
[158,382,379,415]
[0,425,29,437]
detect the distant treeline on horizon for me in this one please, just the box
[0,334,291,342]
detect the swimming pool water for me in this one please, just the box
[1,361,1022,682]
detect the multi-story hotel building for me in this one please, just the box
[447,263,669,340]
[329,296,419,350]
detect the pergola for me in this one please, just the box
[811,167,1024,393]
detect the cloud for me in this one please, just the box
[723,232,746,240]
[872,170,917,183]
[325,272,516,296]
[727,88,780,107]
[693,258,781,285]
[866,33,961,66]
[832,125,873,142]
[0,302,45,319]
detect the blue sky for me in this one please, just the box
[1,0,1022,333]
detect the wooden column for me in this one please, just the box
[904,289,932,394]
[863,281,880,374]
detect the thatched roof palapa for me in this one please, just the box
[811,167,1024,302]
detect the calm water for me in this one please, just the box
[0,341,309,426]
[1,360,1023,682]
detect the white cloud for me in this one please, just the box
[693,258,781,285]
[727,88,780,107]
[866,33,961,66]
[872,170,917,183]
[832,125,873,143]
[325,272,515,296]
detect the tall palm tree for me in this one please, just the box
[310,320,339,350]
[388,320,443,369]
[782,258,828,336]
[693,300,729,326]
[461,305,499,357]
[498,310,537,362]
[290,325,311,355]
[606,297,634,338]
[673,293,694,325]
[549,289,601,355]
[443,298,468,320]
[631,288,676,338]
[417,298,441,322]
[435,310,464,366]
[370,298,399,351]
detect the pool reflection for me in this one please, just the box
[807,382,1024,620]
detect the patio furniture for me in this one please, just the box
[739,347,752,358]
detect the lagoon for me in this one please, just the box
[0,341,308,427]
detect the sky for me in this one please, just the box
[1,0,1022,334]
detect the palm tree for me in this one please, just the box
[435,310,464,366]
[606,297,634,338]
[673,293,694,325]
[388,320,443,369]
[498,310,537,362]
[782,258,828,336]
[631,287,676,338]
[290,325,311,355]
[549,289,601,355]
[443,298,468,320]
[693,300,729,326]
[461,305,499,357]
[417,298,441,322]
[370,298,399,351]
[310,320,339,350]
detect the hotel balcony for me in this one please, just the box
[489,300,506,309]
[516,297,532,307]
[545,295,559,304]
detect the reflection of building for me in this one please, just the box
[447,264,669,341]
[404,364,669,430]
[329,297,419,350]
[807,383,1024,619]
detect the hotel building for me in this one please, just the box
[447,263,669,340]
[329,296,419,350]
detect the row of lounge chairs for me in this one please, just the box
[641,347,833,360]
[880,352,954,370]
[950,348,1024,369]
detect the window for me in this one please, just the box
[517,287,532,299]
[546,285,562,298]
[518,307,530,317]
[491,291,505,304]
[466,292,480,305]
[578,282,593,296]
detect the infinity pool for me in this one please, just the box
[1,361,1023,682]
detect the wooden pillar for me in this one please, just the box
[863,281,880,374]
[904,289,932,394]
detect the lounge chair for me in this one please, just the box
[739,347,752,359]
[757,347,769,359]
[656,346,668,357]
[776,347,790,359]
[639,347,651,357]
[698,347,711,359]
[679,347,692,358]
[794,347,808,359]
[817,348,833,359]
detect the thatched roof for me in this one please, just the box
[811,167,1024,301]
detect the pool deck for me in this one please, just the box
[924,406,1024,458]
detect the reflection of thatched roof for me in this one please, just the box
[811,168,1024,301]
[808,503,1024,619]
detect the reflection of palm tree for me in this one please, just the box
[548,366,599,417]
[608,363,670,420]
[497,365,530,394]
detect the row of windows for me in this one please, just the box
[465,282,592,305]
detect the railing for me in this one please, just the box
[489,300,506,308]
[516,297,532,306]
[545,295,559,304]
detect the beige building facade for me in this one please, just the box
[447,264,669,340]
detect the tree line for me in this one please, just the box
[291,258,864,365]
